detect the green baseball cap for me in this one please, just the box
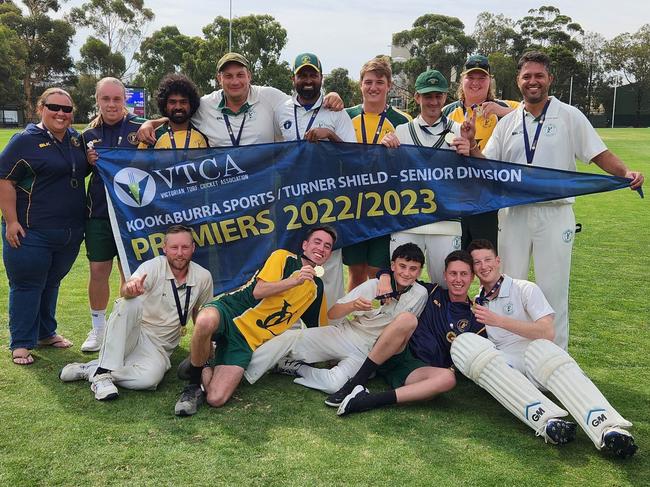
[217,52,250,72]
[293,53,322,75]
[462,54,490,76]
[414,69,449,94]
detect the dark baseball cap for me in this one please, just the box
[463,55,490,76]
[293,53,322,75]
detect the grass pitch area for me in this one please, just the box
[0,127,648,486]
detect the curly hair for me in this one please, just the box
[156,73,201,118]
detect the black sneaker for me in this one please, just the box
[325,379,357,407]
[174,384,205,417]
[176,357,191,381]
[545,418,577,445]
[603,428,638,458]
[337,385,369,416]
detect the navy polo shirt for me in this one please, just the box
[409,283,486,368]
[0,124,88,229]
[82,114,145,219]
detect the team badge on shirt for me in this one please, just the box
[127,132,139,145]
[503,303,514,315]
[283,120,292,129]
[562,229,574,243]
[70,136,81,147]
[543,124,557,136]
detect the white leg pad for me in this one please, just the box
[451,333,567,435]
[525,339,632,449]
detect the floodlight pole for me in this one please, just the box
[229,0,233,51]
[611,78,618,129]
[568,76,573,105]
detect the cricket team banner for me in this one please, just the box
[96,141,634,294]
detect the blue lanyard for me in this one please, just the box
[360,106,388,144]
[46,127,79,188]
[294,105,320,140]
[522,99,551,164]
[167,125,192,149]
[223,113,245,146]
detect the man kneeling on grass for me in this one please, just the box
[60,225,213,400]
[330,250,486,415]
[175,226,335,416]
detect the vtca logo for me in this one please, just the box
[113,167,156,208]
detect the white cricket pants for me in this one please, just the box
[96,297,171,390]
[498,204,575,350]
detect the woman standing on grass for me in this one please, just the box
[0,87,89,365]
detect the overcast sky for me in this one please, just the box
[64,1,650,79]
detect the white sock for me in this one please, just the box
[90,309,106,332]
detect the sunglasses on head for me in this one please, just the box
[45,103,73,113]
[466,60,490,71]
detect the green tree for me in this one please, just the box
[69,73,98,124]
[191,14,293,95]
[78,36,126,78]
[0,23,26,106]
[0,0,75,121]
[68,0,154,74]
[488,52,518,100]
[392,13,476,88]
[323,68,360,107]
[577,32,607,117]
[472,12,520,57]
[602,24,650,127]
[516,6,585,106]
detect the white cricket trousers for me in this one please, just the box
[498,203,575,350]
[95,297,171,390]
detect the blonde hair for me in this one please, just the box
[36,87,74,114]
[88,77,129,128]
[360,56,392,84]
[456,72,496,104]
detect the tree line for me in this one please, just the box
[1,1,649,125]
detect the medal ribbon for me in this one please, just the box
[223,113,246,146]
[476,275,504,306]
[170,280,192,331]
[360,106,388,144]
[294,105,321,140]
[522,98,551,164]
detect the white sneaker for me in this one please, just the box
[91,373,119,401]
[60,362,92,382]
[81,329,103,352]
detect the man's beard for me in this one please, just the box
[168,110,190,124]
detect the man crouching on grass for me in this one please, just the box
[175,226,335,416]
[60,225,213,400]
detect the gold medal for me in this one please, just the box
[180,326,187,337]
[444,132,455,145]
[314,265,325,278]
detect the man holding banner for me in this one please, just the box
[138,53,343,147]
[276,52,356,307]
[343,56,412,291]
[175,226,335,416]
[138,73,209,149]
[470,51,644,350]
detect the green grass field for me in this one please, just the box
[0,127,648,486]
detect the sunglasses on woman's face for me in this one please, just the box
[45,103,74,113]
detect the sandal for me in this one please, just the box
[37,335,73,348]
[12,348,35,365]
